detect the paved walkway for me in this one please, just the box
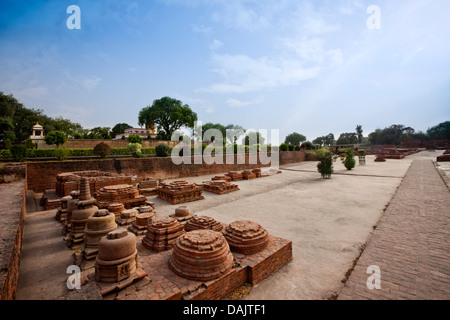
[339,159,450,300]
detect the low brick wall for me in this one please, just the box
[26,151,306,193]
[0,179,26,300]
[279,150,306,164]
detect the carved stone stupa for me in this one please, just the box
[68,177,98,248]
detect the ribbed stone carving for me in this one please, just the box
[169,229,234,281]
[223,220,269,254]
[184,215,223,232]
[141,217,185,252]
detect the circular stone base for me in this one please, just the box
[168,229,233,281]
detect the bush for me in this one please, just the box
[10,145,27,162]
[127,143,142,158]
[128,134,143,144]
[93,142,111,158]
[342,148,356,170]
[301,141,314,150]
[279,143,289,151]
[288,144,295,151]
[55,148,70,161]
[155,144,170,157]
[317,153,334,179]
[294,145,301,151]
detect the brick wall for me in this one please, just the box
[0,179,26,300]
[27,152,303,193]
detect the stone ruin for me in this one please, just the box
[156,181,204,205]
[141,217,185,252]
[107,202,125,217]
[62,190,80,235]
[184,215,223,232]
[128,206,156,236]
[242,170,256,180]
[41,170,133,210]
[223,220,270,255]
[138,177,158,196]
[211,175,231,182]
[67,177,98,248]
[251,168,262,178]
[55,170,132,197]
[55,195,71,222]
[95,184,147,209]
[168,229,234,281]
[81,208,118,268]
[202,179,239,195]
[225,171,243,181]
[95,229,147,296]
[115,208,139,227]
[169,205,193,223]
[374,154,386,162]
[437,150,450,162]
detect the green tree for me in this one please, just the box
[336,132,358,145]
[45,131,68,147]
[244,131,265,146]
[111,123,132,139]
[356,125,363,143]
[285,132,306,146]
[342,148,356,170]
[138,97,197,140]
[89,127,111,139]
[427,121,450,140]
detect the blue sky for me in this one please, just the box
[0,0,449,142]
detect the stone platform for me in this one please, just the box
[76,235,292,300]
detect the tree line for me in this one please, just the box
[1,91,449,150]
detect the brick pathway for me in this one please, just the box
[339,159,450,300]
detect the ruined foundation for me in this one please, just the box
[157,181,204,205]
[168,229,234,281]
[141,217,185,252]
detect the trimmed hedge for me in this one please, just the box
[0,145,282,160]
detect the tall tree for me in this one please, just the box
[427,121,450,140]
[356,125,363,143]
[285,132,307,145]
[138,97,197,141]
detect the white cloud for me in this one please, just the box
[192,24,213,35]
[209,39,224,51]
[199,53,321,94]
[226,97,262,108]
[77,77,102,92]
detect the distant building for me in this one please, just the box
[30,122,46,148]
[114,128,157,140]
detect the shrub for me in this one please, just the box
[358,149,366,157]
[294,145,301,151]
[288,144,295,151]
[10,144,27,162]
[55,148,70,161]
[155,144,170,157]
[128,134,143,144]
[317,153,334,179]
[279,143,289,151]
[127,143,142,158]
[301,141,314,150]
[93,142,111,158]
[342,148,356,170]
